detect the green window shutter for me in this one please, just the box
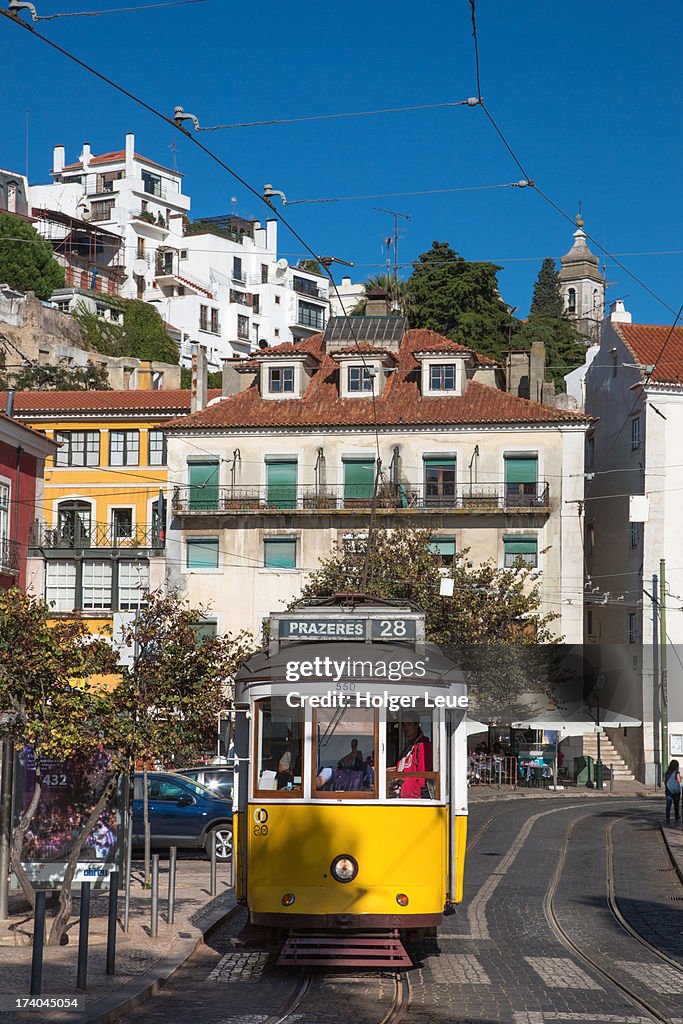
[189,460,219,510]
[193,619,218,644]
[186,538,219,569]
[264,538,296,569]
[428,537,455,558]
[266,460,297,509]
[504,456,538,483]
[503,535,537,567]
[343,458,375,499]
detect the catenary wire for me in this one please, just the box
[199,98,479,131]
[23,0,208,21]
[286,182,525,206]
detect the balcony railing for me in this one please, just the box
[30,522,164,550]
[0,537,21,573]
[292,278,326,299]
[171,482,550,515]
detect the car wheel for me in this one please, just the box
[206,826,232,861]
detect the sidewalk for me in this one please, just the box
[467,778,654,802]
[0,856,237,1023]
[660,819,683,885]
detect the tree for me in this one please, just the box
[180,367,223,390]
[72,299,180,365]
[296,528,559,716]
[297,259,324,276]
[10,358,111,391]
[514,257,587,388]
[0,213,65,300]
[350,273,406,316]
[404,242,513,360]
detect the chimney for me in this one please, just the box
[365,289,391,317]
[125,132,135,176]
[5,389,14,418]
[609,299,632,324]
[341,276,351,286]
[529,341,546,403]
[222,358,256,397]
[80,143,91,171]
[53,145,65,175]
[191,344,208,413]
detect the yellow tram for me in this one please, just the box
[233,595,469,964]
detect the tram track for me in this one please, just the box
[544,810,679,1024]
[263,968,410,1024]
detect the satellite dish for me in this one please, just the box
[276,258,288,274]
[77,197,91,221]
[133,258,148,277]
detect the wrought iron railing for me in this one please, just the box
[0,538,21,572]
[30,522,164,550]
[172,482,550,514]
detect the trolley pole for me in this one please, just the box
[660,559,668,778]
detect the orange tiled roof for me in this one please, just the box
[613,322,683,386]
[0,390,220,417]
[167,330,590,431]
[62,151,180,176]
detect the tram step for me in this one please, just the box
[277,931,413,968]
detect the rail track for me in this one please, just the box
[263,968,410,1024]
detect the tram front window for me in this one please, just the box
[314,708,376,797]
[387,707,439,800]
[255,698,304,794]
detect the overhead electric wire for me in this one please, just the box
[287,181,526,206]
[20,0,207,21]
[199,98,479,131]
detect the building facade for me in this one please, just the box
[163,318,589,641]
[584,302,683,782]
[558,214,606,343]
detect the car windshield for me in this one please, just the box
[135,775,226,800]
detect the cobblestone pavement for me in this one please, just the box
[112,798,683,1024]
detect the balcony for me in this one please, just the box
[30,522,164,550]
[0,538,20,573]
[292,277,326,300]
[171,482,550,515]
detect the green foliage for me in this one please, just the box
[73,299,179,365]
[404,242,513,360]
[530,257,564,318]
[350,273,405,316]
[514,257,587,388]
[72,301,125,356]
[180,367,222,390]
[297,259,324,276]
[0,212,65,300]
[10,358,111,391]
[296,528,559,714]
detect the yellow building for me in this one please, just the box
[3,389,214,629]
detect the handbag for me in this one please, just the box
[666,774,681,795]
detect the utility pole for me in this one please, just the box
[660,558,668,779]
[373,208,411,309]
[652,574,660,785]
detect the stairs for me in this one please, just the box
[581,731,635,782]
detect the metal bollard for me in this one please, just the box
[30,891,46,996]
[168,847,177,924]
[229,834,234,890]
[106,870,119,975]
[150,854,159,938]
[210,832,217,897]
[610,763,614,793]
[123,804,133,933]
[76,881,91,990]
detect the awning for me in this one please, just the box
[466,719,489,736]
[512,704,641,735]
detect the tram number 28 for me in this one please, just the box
[371,619,415,640]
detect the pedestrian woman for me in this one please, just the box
[665,759,681,823]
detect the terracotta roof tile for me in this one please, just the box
[613,323,683,385]
[332,345,397,359]
[62,151,180,175]
[250,345,319,361]
[167,330,589,431]
[0,389,220,417]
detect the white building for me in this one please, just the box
[30,134,330,371]
[162,314,589,643]
[584,300,683,782]
[329,276,365,317]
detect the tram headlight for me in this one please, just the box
[396,893,409,906]
[330,855,358,883]
[281,893,296,906]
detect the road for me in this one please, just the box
[115,798,683,1024]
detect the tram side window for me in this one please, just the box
[313,708,376,797]
[386,707,439,800]
[255,698,304,794]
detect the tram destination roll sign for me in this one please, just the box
[278,617,417,641]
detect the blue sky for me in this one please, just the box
[2,1,682,323]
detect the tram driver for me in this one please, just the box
[390,713,434,799]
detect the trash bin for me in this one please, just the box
[574,755,594,786]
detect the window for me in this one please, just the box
[266,460,297,509]
[503,535,538,568]
[628,612,637,644]
[111,508,133,540]
[109,430,140,467]
[45,561,77,612]
[152,371,163,390]
[193,619,218,644]
[82,561,113,610]
[504,454,538,505]
[158,250,173,274]
[587,610,594,637]
[275,295,281,305]
[199,305,209,331]
[274,328,280,337]
[386,705,439,800]
[252,294,260,315]
[180,249,188,260]
[424,456,456,507]
[298,300,325,330]
[57,501,91,546]
[188,459,219,510]
[269,366,294,393]
[429,536,455,566]
[255,697,303,794]
[429,364,456,390]
[148,429,167,465]
[348,365,373,393]
[186,538,219,569]
[567,288,576,313]
[261,264,269,284]
[7,181,17,214]
[314,707,376,797]
[263,537,296,569]
[586,435,595,468]
[237,314,250,339]
[233,256,243,282]
[54,431,100,467]
[343,457,375,503]
[631,417,641,451]
[630,521,641,548]
[142,170,163,197]
[118,560,149,611]
[136,237,146,259]
[90,199,114,222]
[211,308,220,334]
[293,275,318,297]
[586,522,595,556]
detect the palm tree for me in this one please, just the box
[350,273,406,316]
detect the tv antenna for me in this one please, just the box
[373,208,411,309]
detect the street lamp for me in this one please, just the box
[595,672,605,790]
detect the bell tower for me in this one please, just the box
[558,210,605,342]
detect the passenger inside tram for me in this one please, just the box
[315,709,374,794]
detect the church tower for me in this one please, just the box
[558,212,605,342]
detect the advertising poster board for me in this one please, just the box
[12,746,126,890]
